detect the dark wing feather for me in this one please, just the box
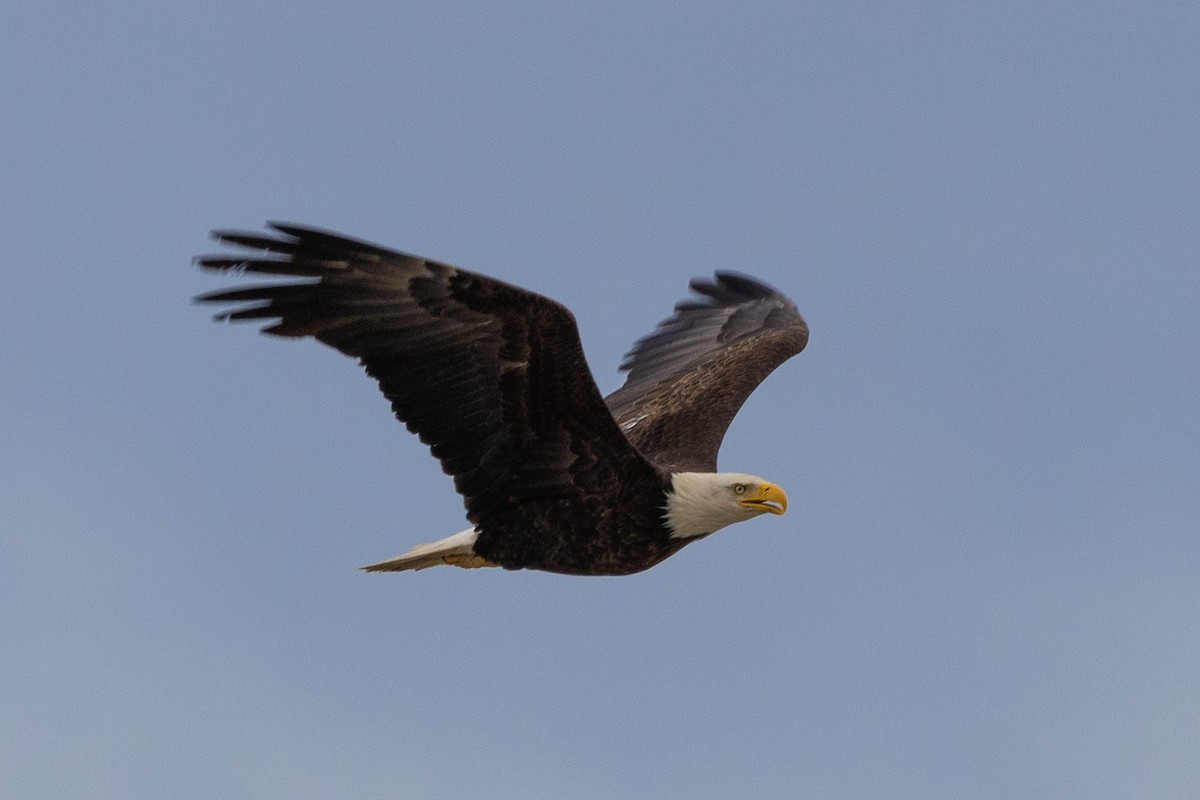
[604,271,808,472]
[196,223,662,558]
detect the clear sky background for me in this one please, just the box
[3,2,1198,798]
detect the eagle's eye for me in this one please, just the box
[733,483,747,495]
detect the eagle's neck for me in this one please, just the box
[663,471,756,539]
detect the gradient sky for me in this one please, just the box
[3,2,1199,798]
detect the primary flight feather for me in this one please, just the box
[197,223,808,575]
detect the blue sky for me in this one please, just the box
[3,2,1198,798]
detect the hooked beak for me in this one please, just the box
[738,482,788,515]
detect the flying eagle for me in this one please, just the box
[197,224,809,576]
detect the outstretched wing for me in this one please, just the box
[604,272,808,472]
[196,223,659,544]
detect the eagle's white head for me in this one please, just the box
[664,472,788,539]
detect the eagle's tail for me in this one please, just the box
[361,527,495,572]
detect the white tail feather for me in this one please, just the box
[361,527,495,572]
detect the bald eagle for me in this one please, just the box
[197,224,808,576]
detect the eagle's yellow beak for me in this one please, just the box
[738,481,788,515]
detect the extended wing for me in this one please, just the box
[604,272,808,472]
[196,224,660,551]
